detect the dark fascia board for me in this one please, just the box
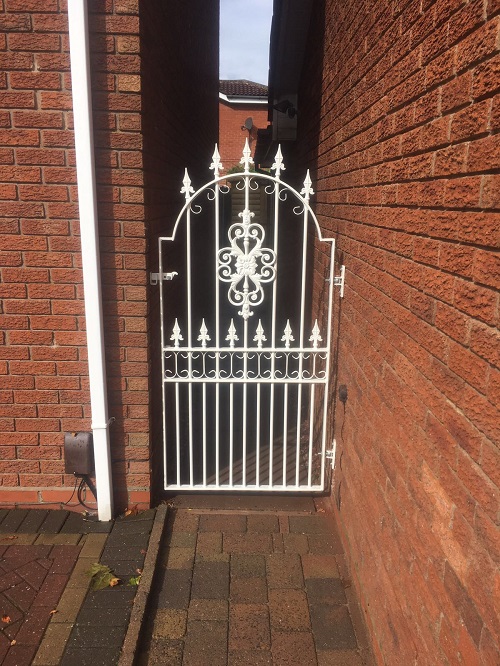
[269,0,313,105]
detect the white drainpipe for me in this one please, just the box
[67,0,114,521]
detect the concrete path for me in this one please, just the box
[136,499,373,666]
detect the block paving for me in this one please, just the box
[0,542,80,666]
[137,508,373,665]
[0,507,156,666]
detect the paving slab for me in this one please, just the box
[136,505,373,665]
[156,568,192,609]
[183,620,228,666]
[230,577,268,604]
[268,589,311,631]
[310,605,358,651]
[271,630,317,665]
[37,511,70,534]
[191,560,229,600]
[229,604,270,651]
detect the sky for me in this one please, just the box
[219,0,274,85]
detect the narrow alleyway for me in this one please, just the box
[136,498,372,665]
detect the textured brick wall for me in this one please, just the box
[290,0,500,664]
[0,0,219,512]
[219,101,268,170]
[0,0,86,508]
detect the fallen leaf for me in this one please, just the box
[10,640,16,646]
[140,549,147,555]
[49,610,57,616]
[128,574,141,587]
[87,563,121,590]
[6,536,17,541]
[135,568,142,575]
[124,505,139,517]
[2,615,11,624]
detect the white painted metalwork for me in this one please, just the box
[156,141,344,492]
[68,0,113,521]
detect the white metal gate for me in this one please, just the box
[154,142,344,492]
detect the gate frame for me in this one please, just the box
[154,141,344,492]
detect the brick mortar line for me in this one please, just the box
[32,533,108,666]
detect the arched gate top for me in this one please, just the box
[161,140,335,244]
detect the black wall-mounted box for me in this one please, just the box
[64,432,94,475]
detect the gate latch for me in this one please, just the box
[333,265,345,298]
[150,271,178,286]
[325,439,337,469]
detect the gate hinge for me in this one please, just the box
[150,271,178,286]
[333,265,345,298]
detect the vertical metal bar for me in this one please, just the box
[282,383,288,485]
[159,237,168,489]
[256,383,261,487]
[229,383,234,486]
[296,206,309,486]
[186,207,194,487]
[215,180,220,487]
[202,384,207,486]
[307,384,315,487]
[242,171,250,487]
[242,372,247,486]
[295,384,301,486]
[175,383,181,485]
[320,241,336,489]
[269,179,280,486]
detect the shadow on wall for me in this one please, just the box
[139,1,219,505]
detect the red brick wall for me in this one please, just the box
[219,100,268,169]
[290,0,500,664]
[0,0,218,512]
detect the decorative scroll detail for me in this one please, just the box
[197,319,210,348]
[170,319,183,348]
[226,319,239,348]
[281,320,295,349]
[163,350,328,382]
[218,208,277,319]
[309,320,322,349]
[181,169,194,200]
[240,137,254,172]
[253,320,267,348]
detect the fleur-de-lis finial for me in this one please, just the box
[210,145,223,177]
[226,319,239,348]
[300,170,314,201]
[309,320,323,349]
[240,138,254,172]
[253,320,267,348]
[170,319,183,348]
[181,168,194,200]
[281,320,295,349]
[271,145,285,177]
[197,319,211,348]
